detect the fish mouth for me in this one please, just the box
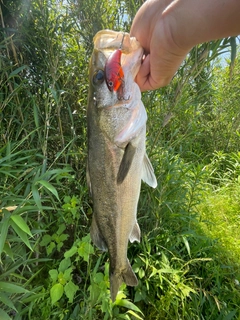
[93,30,144,83]
[90,30,144,110]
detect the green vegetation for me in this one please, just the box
[0,0,240,319]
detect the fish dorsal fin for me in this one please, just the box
[142,153,157,188]
[129,222,141,243]
[117,143,136,184]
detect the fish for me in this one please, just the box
[87,29,157,302]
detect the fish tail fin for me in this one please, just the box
[110,260,138,302]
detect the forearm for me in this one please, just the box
[166,0,240,51]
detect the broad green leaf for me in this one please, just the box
[21,292,45,304]
[64,280,78,303]
[3,242,13,260]
[9,220,33,251]
[58,271,66,285]
[0,308,12,320]
[59,233,69,242]
[78,236,94,262]
[182,236,191,257]
[0,292,17,311]
[0,210,11,258]
[9,65,27,77]
[50,283,64,305]
[63,268,73,282]
[116,299,144,315]
[93,272,104,284]
[127,310,144,320]
[0,282,29,294]
[64,245,78,258]
[10,215,32,237]
[40,234,52,246]
[56,223,66,235]
[32,184,42,211]
[33,100,39,128]
[49,269,58,283]
[225,310,237,320]
[36,180,60,201]
[59,258,71,273]
[47,242,56,255]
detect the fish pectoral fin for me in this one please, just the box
[110,259,138,302]
[117,143,136,184]
[90,215,108,251]
[142,153,157,188]
[129,222,141,243]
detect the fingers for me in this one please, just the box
[135,54,175,92]
[135,48,188,91]
[135,56,168,92]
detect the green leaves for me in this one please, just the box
[40,224,69,255]
[50,283,64,305]
[0,282,29,294]
[0,282,29,318]
[78,235,94,262]
[10,214,33,237]
[65,281,79,303]
[8,65,28,78]
[32,168,72,212]
[0,308,12,320]
[115,298,144,319]
[0,211,11,259]
[49,258,78,305]
[0,210,33,257]
[50,280,79,305]
[9,219,33,251]
[35,180,60,201]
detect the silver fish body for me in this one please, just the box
[87,30,157,301]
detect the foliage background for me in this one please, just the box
[0,0,240,319]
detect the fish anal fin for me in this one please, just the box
[110,259,138,302]
[90,215,108,251]
[129,222,141,243]
[117,143,136,184]
[142,153,157,188]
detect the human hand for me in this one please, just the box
[130,0,191,91]
[131,0,240,91]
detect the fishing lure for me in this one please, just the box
[105,33,125,93]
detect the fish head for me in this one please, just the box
[88,30,144,109]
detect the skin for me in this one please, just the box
[130,0,240,91]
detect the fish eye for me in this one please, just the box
[92,69,105,85]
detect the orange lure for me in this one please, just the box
[105,34,125,92]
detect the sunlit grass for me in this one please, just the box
[199,184,240,263]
